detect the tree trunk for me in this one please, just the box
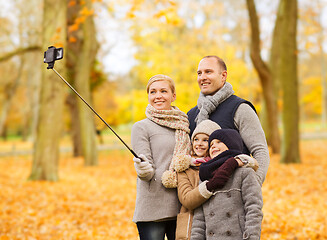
[29,0,67,181]
[26,52,42,143]
[66,93,83,156]
[0,58,23,137]
[67,0,98,166]
[246,0,280,153]
[279,0,300,163]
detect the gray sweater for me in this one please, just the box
[234,103,270,184]
[131,118,181,223]
[191,168,263,240]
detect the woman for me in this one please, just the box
[131,74,191,240]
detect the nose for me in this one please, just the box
[198,72,207,81]
[154,92,162,99]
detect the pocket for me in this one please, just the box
[238,213,245,233]
[176,212,191,240]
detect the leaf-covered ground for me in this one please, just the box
[0,140,327,239]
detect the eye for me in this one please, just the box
[197,71,201,76]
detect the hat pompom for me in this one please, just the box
[174,154,192,172]
[161,170,177,188]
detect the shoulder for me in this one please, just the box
[187,106,198,115]
[236,102,257,114]
[132,119,148,132]
[234,103,259,124]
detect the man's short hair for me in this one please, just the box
[202,55,227,71]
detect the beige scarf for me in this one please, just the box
[146,104,192,188]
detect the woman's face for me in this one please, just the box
[148,80,176,110]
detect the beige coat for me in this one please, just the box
[176,166,212,240]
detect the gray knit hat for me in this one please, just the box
[191,120,221,142]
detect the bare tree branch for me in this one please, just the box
[0,45,41,62]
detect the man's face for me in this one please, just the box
[197,57,227,95]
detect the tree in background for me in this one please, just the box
[29,0,67,181]
[66,0,99,166]
[246,0,280,154]
[279,0,300,163]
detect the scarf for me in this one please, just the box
[199,149,242,181]
[195,82,234,125]
[146,104,191,188]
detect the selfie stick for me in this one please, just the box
[44,46,139,159]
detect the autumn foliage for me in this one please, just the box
[1,140,327,239]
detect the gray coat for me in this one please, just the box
[131,118,181,223]
[191,168,263,240]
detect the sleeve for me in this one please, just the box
[190,206,206,240]
[177,171,212,210]
[131,121,155,181]
[241,169,263,240]
[234,103,270,184]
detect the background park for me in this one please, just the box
[1,0,327,239]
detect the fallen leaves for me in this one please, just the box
[0,140,327,239]
[261,140,327,239]
[0,152,138,239]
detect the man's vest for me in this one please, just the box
[187,95,256,154]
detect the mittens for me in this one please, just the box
[133,154,154,178]
[235,154,259,171]
[206,157,238,192]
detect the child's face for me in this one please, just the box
[209,139,229,158]
[192,133,209,157]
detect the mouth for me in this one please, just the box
[211,149,220,156]
[195,146,206,151]
[200,82,210,88]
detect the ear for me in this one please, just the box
[221,70,227,83]
[172,93,177,102]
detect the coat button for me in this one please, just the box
[209,212,215,217]
[226,212,231,218]
[226,230,232,236]
[209,232,214,236]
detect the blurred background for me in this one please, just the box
[1,0,327,171]
[1,0,327,239]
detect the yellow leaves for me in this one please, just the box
[68,24,79,33]
[68,0,76,7]
[0,152,138,239]
[154,7,182,26]
[80,6,94,17]
[2,140,327,239]
[68,4,94,36]
[261,140,327,239]
[68,36,77,43]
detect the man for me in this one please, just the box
[188,55,269,184]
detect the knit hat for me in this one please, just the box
[191,120,221,142]
[208,129,243,152]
